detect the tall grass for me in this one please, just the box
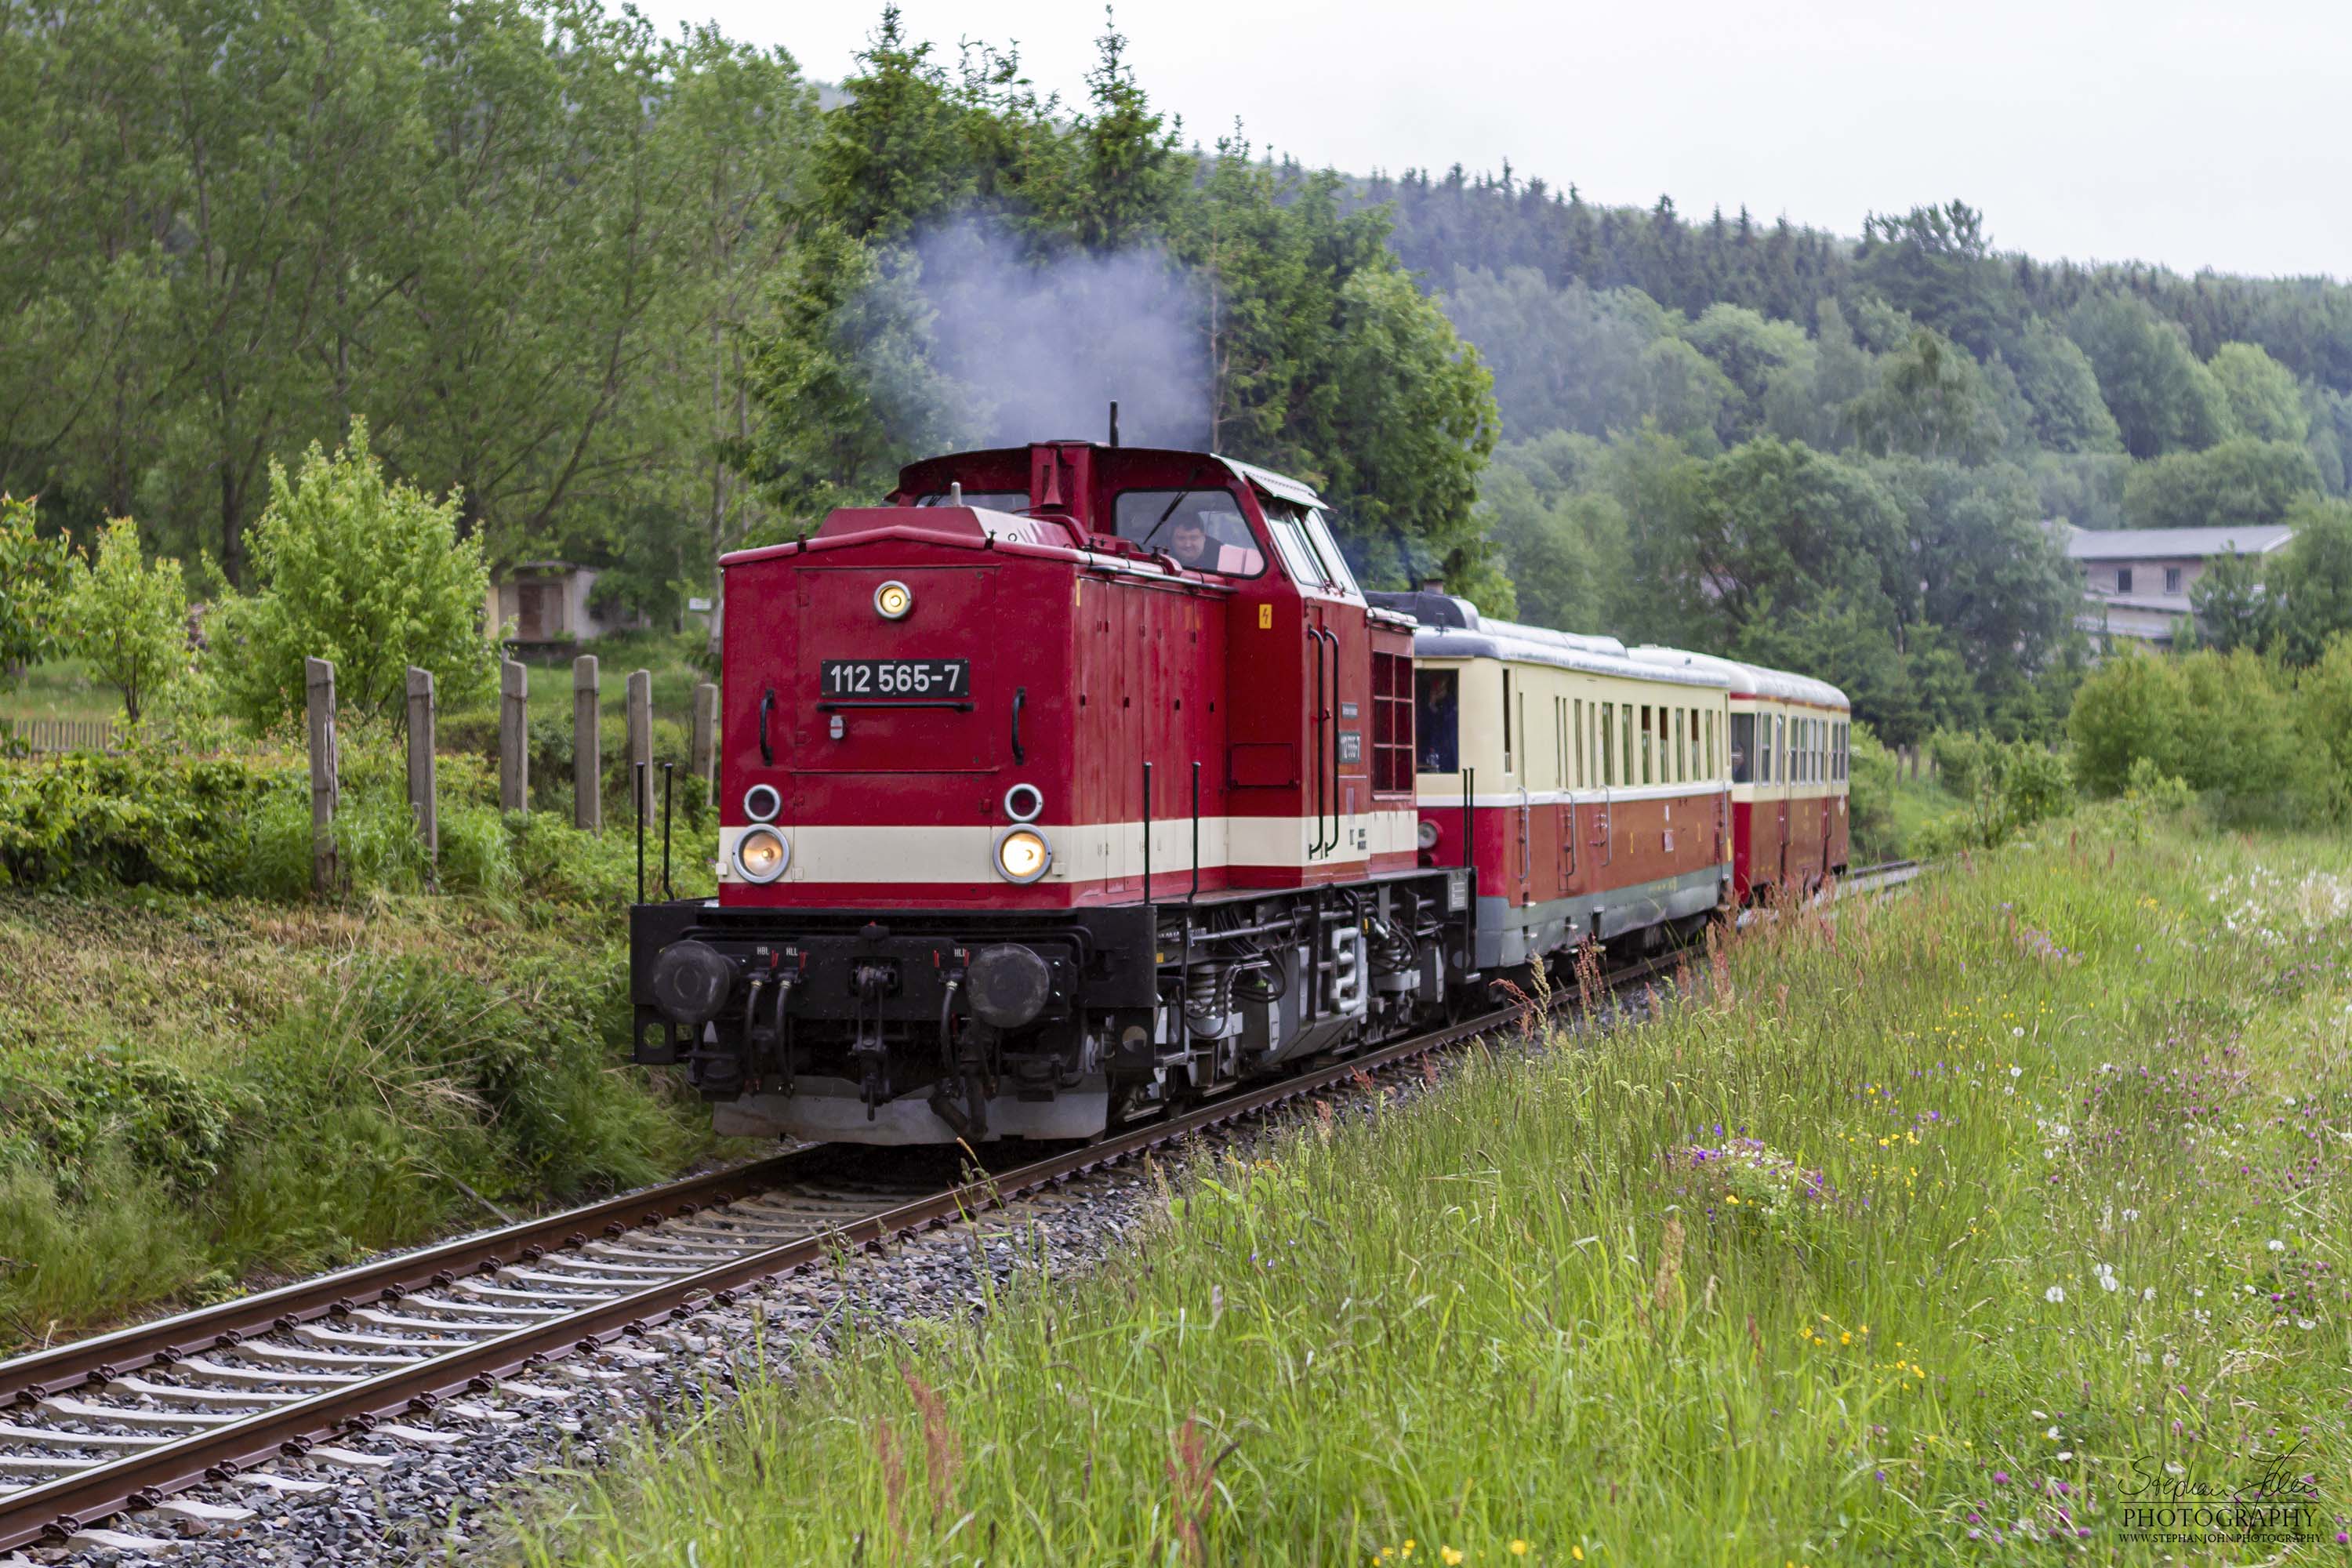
[509,816,2352,1566]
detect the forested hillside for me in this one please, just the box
[9,1,2352,746]
[1372,177,2352,739]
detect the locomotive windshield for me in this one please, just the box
[1112,489,1265,576]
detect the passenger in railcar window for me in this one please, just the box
[1415,670,1459,773]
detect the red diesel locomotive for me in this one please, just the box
[630,439,1847,1145]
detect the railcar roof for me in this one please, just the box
[1628,644,1848,708]
[1381,595,1727,689]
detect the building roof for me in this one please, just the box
[2064,524,2293,561]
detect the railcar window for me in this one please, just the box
[1112,489,1266,577]
[1415,669,1459,774]
[913,491,1031,510]
[1501,670,1514,775]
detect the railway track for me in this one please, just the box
[0,873,1926,1555]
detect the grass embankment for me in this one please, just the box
[512,816,2352,1566]
[0,675,731,1340]
[0,869,721,1343]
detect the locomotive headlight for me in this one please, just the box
[732,825,789,884]
[1417,818,1441,850]
[873,580,913,620]
[993,826,1052,884]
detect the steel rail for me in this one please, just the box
[0,958,1690,1553]
[0,1148,835,1410]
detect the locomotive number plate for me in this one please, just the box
[821,659,968,697]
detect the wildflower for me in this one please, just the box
[2045,1286,2065,1303]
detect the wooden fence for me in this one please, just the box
[7,717,121,754]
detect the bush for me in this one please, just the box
[2067,645,2332,824]
[1919,728,2072,851]
[205,419,495,732]
[1846,720,1900,858]
[62,517,189,722]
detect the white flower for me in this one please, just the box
[2045,1286,2066,1304]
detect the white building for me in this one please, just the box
[2063,524,2295,650]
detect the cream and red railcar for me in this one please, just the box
[1365,593,1735,964]
[1628,648,1850,902]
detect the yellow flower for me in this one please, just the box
[1443,1551,1465,1566]
[1510,1544,1530,1559]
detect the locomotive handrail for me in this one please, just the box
[1307,623,1327,858]
[1321,626,1341,857]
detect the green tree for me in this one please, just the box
[63,517,188,722]
[2189,549,2274,652]
[2206,343,2307,443]
[2120,438,2321,532]
[207,422,493,730]
[2066,295,2238,457]
[0,495,73,683]
[2267,494,2352,663]
[2002,318,2122,454]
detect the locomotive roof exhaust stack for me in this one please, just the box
[1108,400,1120,448]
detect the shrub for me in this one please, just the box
[1846,720,1900,858]
[0,495,72,684]
[205,419,495,732]
[62,517,189,722]
[1922,728,2072,851]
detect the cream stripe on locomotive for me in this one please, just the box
[716,810,1421,885]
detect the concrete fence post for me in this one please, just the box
[499,659,529,813]
[572,655,601,833]
[691,681,719,796]
[305,657,339,897]
[626,668,653,826]
[405,666,437,868]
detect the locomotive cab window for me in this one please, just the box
[1415,669,1460,774]
[1112,489,1265,576]
[912,490,1030,510]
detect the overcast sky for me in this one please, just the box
[638,0,2346,281]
